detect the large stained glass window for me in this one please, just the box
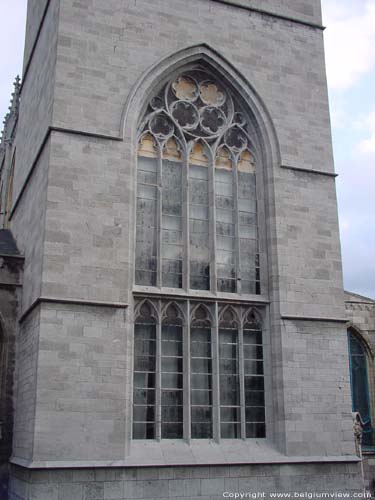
[133,300,265,440]
[135,69,260,295]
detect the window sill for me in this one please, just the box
[10,440,360,469]
[133,286,269,305]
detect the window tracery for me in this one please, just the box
[136,69,260,294]
[132,300,266,441]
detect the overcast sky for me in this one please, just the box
[0,0,374,299]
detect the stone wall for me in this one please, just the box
[8,463,363,500]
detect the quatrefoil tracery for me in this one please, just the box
[139,70,255,160]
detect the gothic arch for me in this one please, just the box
[347,323,374,359]
[122,43,281,167]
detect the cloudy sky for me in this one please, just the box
[0,0,374,299]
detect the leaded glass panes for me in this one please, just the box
[136,135,158,286]
[162,139,183,288]
[348,331,374,447]
[133,302,157,439]
[135,69,261,296]
[133,300,266,441]
[191,307,213,438]
[189,143,210,290]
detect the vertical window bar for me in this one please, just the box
[190,309,213,439]
[184,302,191,440]
[239,321,246,439]
[212,302,220,442]
[238,151,260,295]
[189,143,210,291]
[161,305,184,439]
[184,148,190,291]
[156,301,162,441]
[234,156,241,295]
[132,302,157,440]
[209,156,217,294]
[219,314,240,438]
[157,149,163,288]
[135,135,159,287]
[161,138,183,289]
[243,314,265,438]
[215,148,237,293]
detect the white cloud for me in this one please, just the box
[357,107,375,153]
[322,0,375,91]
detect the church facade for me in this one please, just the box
[0,0,374,498]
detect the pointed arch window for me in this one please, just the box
[135,70,261,295]
[132,300,266,441]
[348,330,374,447]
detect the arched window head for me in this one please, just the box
[348,330,374,447]
[135,68,261,295]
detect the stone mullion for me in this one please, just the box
[239,320,246,439]
[184,301,191,441]
[210,156,217,294]
[157,148,163,288]
[184,150,190,291]
[233,157,241,294]
[212,302,220,442]
[155,299,162,441]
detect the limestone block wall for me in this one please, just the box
[12,307,40,462]
[28,302,129,463]
[42,132,131,304]
[13,0,58,204]
[11,142,50,313]
[213,0,322,24]
[22,0,50,74]
[8,463,362,500]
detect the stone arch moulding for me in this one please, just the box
[347,323,375,359]
[121,43,281,172]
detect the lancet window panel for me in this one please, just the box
[132,299,266,441]
[135,69,261,295]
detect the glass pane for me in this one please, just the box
[243,329,262,345]
[220,381,240,406]
[161,405,183,422]
[244,376,264,391]
[191,324,212,437]
[245,406,265,423]
[243,344,263,360]
[162,159,183,288]
[162,325,183,341]
[191,358,212,373]
[133,388,155,405]
[133,372,156,389]
[134,356,156,372]
[244,359,264,375]
[161,357,183,372]
[220,407,241,422]
[133,405,155,422]
[189,163,210,290]
[191,407,212,423]
[238,169,260,295]
[191,341,211,358]
[134,339,156,357]
[245,390,265,406]
[161,423,183,439]
[136,155,158,287]
[161,390,183,406]
[162,340,183,356]
[246,423,266,439]
[191,373,212,390]
[221,423,241,439]
[162,373,183,389]
[190,327,211,343]
[191,423,212,439]
[133,423,155,440]
[191,390,212,405]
